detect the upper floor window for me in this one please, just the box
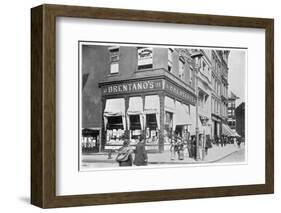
[109,47,119,74]
[179,56,185,80]
[168,48,174,72]
[189,66,193,85]
[137,47,153,70]
[202,61,206,72]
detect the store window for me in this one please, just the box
[127,96,144,143]
[137,47,153,70]
[107,116,123,130]
[106,116,125,145]
[104,98,125,145]
[81,128,101,153]
[145,114,159,144]
[109,47,119,74]
[129,115,141,130]
[129,115,142,142]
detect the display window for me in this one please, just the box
[145,114,159,144]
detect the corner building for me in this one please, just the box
[82,44,197,152]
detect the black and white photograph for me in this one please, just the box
[79,42,246,170]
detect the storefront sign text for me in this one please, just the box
[102,79,163,95]
[164,81,196,105]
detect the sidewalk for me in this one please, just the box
[82,143,243,167]
[148,143,243,164]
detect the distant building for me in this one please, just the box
[227,92,239,130]
[211,50,230,140]
[235,102,245,138]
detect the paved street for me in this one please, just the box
[215,147,245,163]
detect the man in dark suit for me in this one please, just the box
[133,135,148,166]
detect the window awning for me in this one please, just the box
[127,97,144,130]
[165,96,175,113]
[144,95,160,129]
[222,124,234,136]
[144,95,160,114]
[232,129,241,137]
[127,97,143,115]
[104,98,126,130]
[104,98,125,117]
[174,101,192,128]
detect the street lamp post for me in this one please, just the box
[191,51,203,161]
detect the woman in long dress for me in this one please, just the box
[116,139,133,166]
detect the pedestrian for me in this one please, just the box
[175,137,184,160]
[197,135,204,160]
[116,139,133,167]
[237,138,241,148]
[187,137,192,158]
[170,136,176,160]
[134,135,148,166]
[219,138,223,147]
[191,137,196,159]
[205,136,212,155]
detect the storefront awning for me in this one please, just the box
[144,95,160,129]
[222,124,234,137]
[232,129,241,137]
[104,98,125,117]
[174,101,191,127]
[144,95,160,114]
[127,97,143,115]
[127,97,144,130]
[104,98,126,130]
[165,96,175,113]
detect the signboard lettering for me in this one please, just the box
[101,79,196,105]
[164,81,196,105]
[102,80,162,95]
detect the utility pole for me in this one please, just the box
[191,51,203,161]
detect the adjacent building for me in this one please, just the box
[235,102,245,139]
[228,92,239,130]
[211,50,230,140]
[194,49,212,141]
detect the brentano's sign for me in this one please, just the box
[100,79,196,105]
